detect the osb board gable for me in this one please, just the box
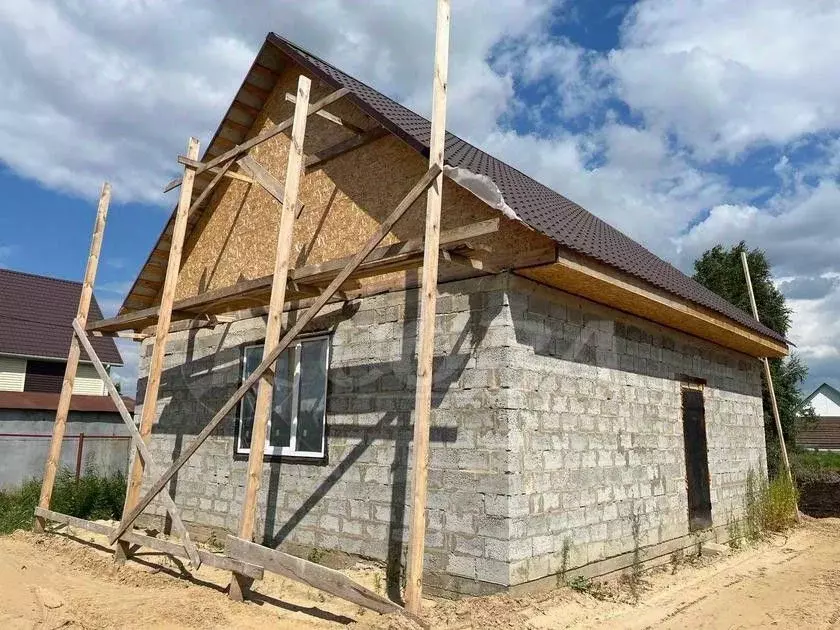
[173,63,554,302]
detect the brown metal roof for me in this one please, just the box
[265,33,785,345]
[0,390,134,413]
[119,33,784,346]
[0,269,123,365]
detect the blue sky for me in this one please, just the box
[1,0,839,396]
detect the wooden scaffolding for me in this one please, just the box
[33,1,455,623]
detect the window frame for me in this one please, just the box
[235,333,331,461]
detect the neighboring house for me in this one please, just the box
[101,34,788,597]
[799,383,840,451]
[0,269,132,488]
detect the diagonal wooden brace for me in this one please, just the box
[111,164,441,544]
[72,320,202,568]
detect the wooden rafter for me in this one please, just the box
[285,92,367,135]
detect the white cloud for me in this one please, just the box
[612,0,840,159]
[0,245,14,267]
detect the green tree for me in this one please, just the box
[692,242,814,474]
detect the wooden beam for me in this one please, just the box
[35,182,111,534]
[305,126,388,171]
[231,99,261,118]
[226,536,422,624]
[163,87,350,192]
[234,75,311,598]
[236,155,304,216]
[119,138,200,553]
[440,248,502,274]
[34,508,263,580]
[86,217,499,334]
[110,165,440,545]
[405,0,450,615]
[178,156,254,185]
[284,92,366,135]
[71,320,202,567]
[740,253,797,498]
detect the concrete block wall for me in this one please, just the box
[138,274,521,595]
[501,275,765,586]
[136,272,766,596]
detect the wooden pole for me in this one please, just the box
[72,320,202,567]
[35,182,111,533]
[119,137,200,547]
[404,0,450,615]
[110,164,440,545]
[231,75,311,600]
[739,253,797,498]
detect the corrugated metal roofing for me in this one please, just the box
[0,269,123,365]
[267,33,785,345]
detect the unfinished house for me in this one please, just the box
[94,34,788,597]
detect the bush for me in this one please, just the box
[743,470,798,539]
[0,468,126,535]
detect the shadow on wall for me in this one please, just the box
[507,280,761,398]
[138,285,498,598]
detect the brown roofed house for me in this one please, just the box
[0,268,131,489]
[98,34,787,597]
[800,383,840,451]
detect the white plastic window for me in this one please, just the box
[237,335,330,458]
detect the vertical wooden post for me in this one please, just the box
[405,0,450,615]
[35,182,111,533]
[230,75,311,601]
[120,137,200,543]
[740,253,797,502]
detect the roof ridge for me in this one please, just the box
[0,267,83,287]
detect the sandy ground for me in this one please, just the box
[1,517,839,629]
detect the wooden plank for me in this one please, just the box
[34,508,262,579]
[305,126,388,171]
[177,156,254,185]
[238,75,311,553]
[110,165,440,544]
[119,138,200,546]
[86,218,499,334]
[405,0,450,614]
[35,183,111,534]
[72,320,201,568]
[226,536,416,621]
[236,155,304,216]
[285,92,366,134]
[740,252,797,498]
[163,87,350,192]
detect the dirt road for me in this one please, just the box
[1,518,839,629]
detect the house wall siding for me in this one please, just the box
[0,356,26,392]
[136,273,765,596]
[72,364,106,396]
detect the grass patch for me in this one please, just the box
[0,468,126,535]
[794,450,840,478]
[744,470,798,539]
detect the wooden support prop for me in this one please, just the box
[178,156,254,185]
[236,76,311,577]
[110,164,440,544]
[226,537,424,626]
[34,508,262,579]
[120,137,200,546]
[72,320,202,568]
[163,87,350,192]
[236,154,304,216]
[87,217,498,335]
[405,0,450,615]
[305,126,388,171]
[740,253,797,500]
[285,92,366,134]
[35,182,111,533]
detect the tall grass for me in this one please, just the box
[742,470,798,541]
[0,468,126,535]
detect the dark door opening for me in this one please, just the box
[682,387,712,531]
